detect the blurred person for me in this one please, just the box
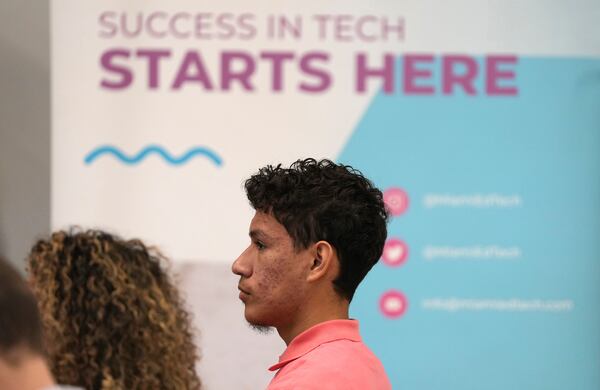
[27,230,201,390]
[0,256,78,390]
[232,158,392,389]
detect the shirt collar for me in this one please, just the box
[268,319,362,371]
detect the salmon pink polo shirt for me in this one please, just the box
[267,319,392,390]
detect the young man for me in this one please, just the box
[232,158,392,389]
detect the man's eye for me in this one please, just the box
[255,241,266,250]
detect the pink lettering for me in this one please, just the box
[442,55,478,95]
[171,51,213,90]
[260,52,294,92]
[221,51,255,91]
[486,56,518,96]
[136,49,171,89]
[299,52,331,93]
[356,53,395,94]
[100,49,133,89]
[403,55,435,95]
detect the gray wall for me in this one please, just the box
[0,1,50,270]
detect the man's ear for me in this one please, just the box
[307,241,335,282]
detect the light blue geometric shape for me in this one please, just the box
[340,57,600,390]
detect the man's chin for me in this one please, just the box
[247,322,274,334]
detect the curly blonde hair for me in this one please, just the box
[27,229,201,389]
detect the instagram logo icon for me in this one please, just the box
[383,187,409,216]
[379,290,408,319]
[382,238,408,267]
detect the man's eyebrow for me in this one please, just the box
[249,230,268,240]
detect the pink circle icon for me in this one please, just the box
[383,187,409,216]
[379,290,408,319]
[382,239,408,267]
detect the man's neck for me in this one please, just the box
[277,297,350,345]
[0,353,56,390]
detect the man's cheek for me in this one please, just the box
[262,264,284,286]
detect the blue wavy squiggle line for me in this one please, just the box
[84,145,223,166]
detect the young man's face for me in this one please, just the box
[232,211,312,328]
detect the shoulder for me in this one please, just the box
[268,339,391,390]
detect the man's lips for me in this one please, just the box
[238,285,250,295]
[238,286,251,301]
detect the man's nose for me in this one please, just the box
[232,246,251,277]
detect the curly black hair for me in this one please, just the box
[244,158,389,301]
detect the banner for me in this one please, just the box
[52,1,600,388]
